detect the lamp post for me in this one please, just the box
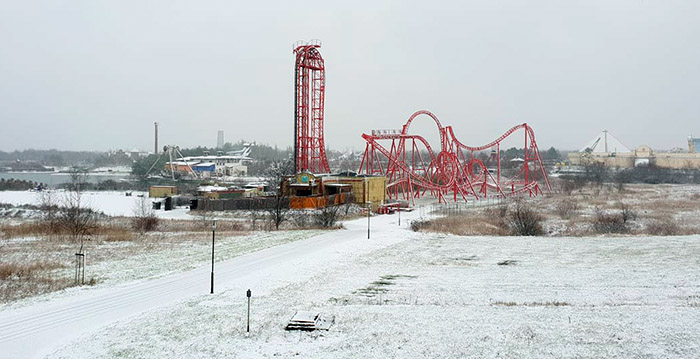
[367,201,371,239]
[210,220,216,294]
[246,289,252,332]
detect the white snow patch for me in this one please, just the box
[0,190,196,219]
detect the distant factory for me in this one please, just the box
[568,131,700,169]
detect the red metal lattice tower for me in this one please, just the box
[294,40,330,173]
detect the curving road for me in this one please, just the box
[0,210,418,359]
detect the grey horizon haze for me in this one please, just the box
[0,0,698,153]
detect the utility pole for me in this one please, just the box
[210,220,216,294]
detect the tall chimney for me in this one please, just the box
[217,130,224,148]
[154,122,159,155]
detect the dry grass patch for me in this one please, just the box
[0,222,55,239]
[0,261,64,280]
[554,199,579,219]
[646,199,699,213]
[411,213,509,236]
[0,260,73,303]
[646,218,681,236]
[412,184,700,237]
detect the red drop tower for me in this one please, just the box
[293,40,330,173]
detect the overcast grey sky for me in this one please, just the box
[1,0,698,152]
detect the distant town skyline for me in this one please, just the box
[1,1,698,153]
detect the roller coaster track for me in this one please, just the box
[359,110,551,203]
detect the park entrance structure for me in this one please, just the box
[293,40,330,174]
[358,110,551,203]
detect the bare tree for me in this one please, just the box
[314,205,341,228]
[131,196,159,233]
[56,167,98,285]
[584,161,607,187]
[196,199,211,228]
[267,195,290,230]
[342,192,356,216]
[291,210,310,229]
[38,189,59,235]
[250,208,262,231]
[264,159,294,230]
[57,167,98,254]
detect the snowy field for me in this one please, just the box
[0,190,195,219]
[0,230,325,309]
[2,208,698,358]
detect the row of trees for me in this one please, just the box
[576,162,700,187]
[0,178,45,191]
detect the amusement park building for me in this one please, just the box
[283,172,387,210]
[568,131,700,169]
[165,154,250,176]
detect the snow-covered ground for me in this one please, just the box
[0,190,194,219]
[0,230,325,309]
[1,208,699,358]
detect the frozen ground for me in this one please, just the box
[0,211,407,358]
[0,230,324,308]
[1,208,699,358]
[0,190,194,219]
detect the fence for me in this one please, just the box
[195,197,289,212]
[193,193,348,212]
[289,193,346,209]
[428,196,507,216]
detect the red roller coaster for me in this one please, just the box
[358,110,551,203]
[293,40,330,173]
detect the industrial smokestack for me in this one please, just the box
[217,130,224,149]
[154,122,159,155]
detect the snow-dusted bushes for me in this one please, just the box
[591,203,637,234]
[646,218,680,236]
[313,205,341,228]
[555,199,579,219]
[591,209,629,234]
[506,200,544,236]
[131,196,159,233]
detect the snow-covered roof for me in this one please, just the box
[180,155,252,161]
[167,161,197,166]
[580,130,630,153]
[197,185,231,192]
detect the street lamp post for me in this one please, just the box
[210,220,216,294]
[367,201,371,239]
[246,289,252,332]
